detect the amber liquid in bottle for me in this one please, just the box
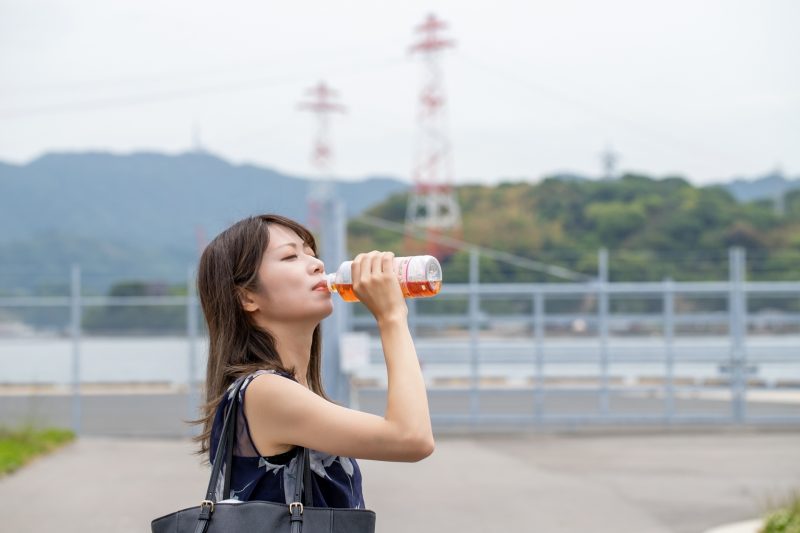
[326,255,442,302]
[329,279,442,303]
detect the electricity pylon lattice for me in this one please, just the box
[404,13,462,260]
[297,81,346,232]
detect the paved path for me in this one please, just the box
[1,430,798,532]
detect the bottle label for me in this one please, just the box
[395,256,411,284]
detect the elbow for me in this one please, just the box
[406,433,435,462]
[419,435,435,460]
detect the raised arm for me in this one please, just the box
[245,251,434,462]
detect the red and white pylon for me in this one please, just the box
[404,13,462,260]
[297,81,346,232]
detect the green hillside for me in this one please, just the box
[349,174,800,283]
[8,172,800,334]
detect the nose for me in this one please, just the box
[311,256,324,274]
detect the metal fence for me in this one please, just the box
[340,247,800,428]
[1,246,798,437]
[2,192,800,435]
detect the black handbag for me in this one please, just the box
[151,377,376,533]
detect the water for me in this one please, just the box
[0,337,208,384]
[0,335,797,386]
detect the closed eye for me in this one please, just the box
[281,247,318,261]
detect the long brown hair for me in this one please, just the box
[186,214,332,463]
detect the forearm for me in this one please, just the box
[378,315,433,442]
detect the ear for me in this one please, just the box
[236,287,260,313]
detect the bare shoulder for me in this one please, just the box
[245,370,304,403]
[242,372,299,456]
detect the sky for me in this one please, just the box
[0,0,798,185]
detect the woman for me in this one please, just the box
[189,213,434,509]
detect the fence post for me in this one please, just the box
[598,248,610,416]
[469,247,480,426]
[663,277,675,422]
[408,298,418,338]
[729,247,747,423]
[186,265,199,437]
[321,196,348,405]
[70,264,82,436]
[533,291,545,424]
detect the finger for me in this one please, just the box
[381,252,394,277]
[369,251,382,277]
[360,252,377,283]
[352,253,364,283]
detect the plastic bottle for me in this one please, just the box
[325,255,442,302]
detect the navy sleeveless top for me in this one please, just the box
[209,369,365,509]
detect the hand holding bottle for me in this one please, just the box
[350,251,408,324]
[326,254,442,304]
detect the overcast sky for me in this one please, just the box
[0,0,797,185]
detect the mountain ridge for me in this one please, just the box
[0,150,409,293]
[2,150,798,293]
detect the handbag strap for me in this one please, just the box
[196,374,314,530]
[295,447,313,506]
[202,377,243,504]
[222,384,236,500]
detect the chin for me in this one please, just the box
[320,302,334,318]
[311,301,334,322]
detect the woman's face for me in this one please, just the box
[241,223,333,325]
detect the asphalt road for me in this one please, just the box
[1,430,798,533]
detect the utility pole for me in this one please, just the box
[192,122,205,154]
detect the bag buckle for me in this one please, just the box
[289,502,304,515]
[200,500,215,513]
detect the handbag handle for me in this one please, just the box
[201,375,314,507]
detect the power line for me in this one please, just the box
[456,52,752,168]
[354,213,590,281]
[0,57,406,120]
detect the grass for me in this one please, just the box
[0,424,76,476]
[762,493,800,533]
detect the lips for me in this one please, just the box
[312,280,327,291]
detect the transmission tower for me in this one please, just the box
[191,122,205,154]
[404,13,462,260]
[771,165,786,217]
[601,144,619,180]
[297,81,346,232]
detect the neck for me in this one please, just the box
[256,319,316,388]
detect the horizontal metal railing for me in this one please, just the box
[1,257,798,435]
